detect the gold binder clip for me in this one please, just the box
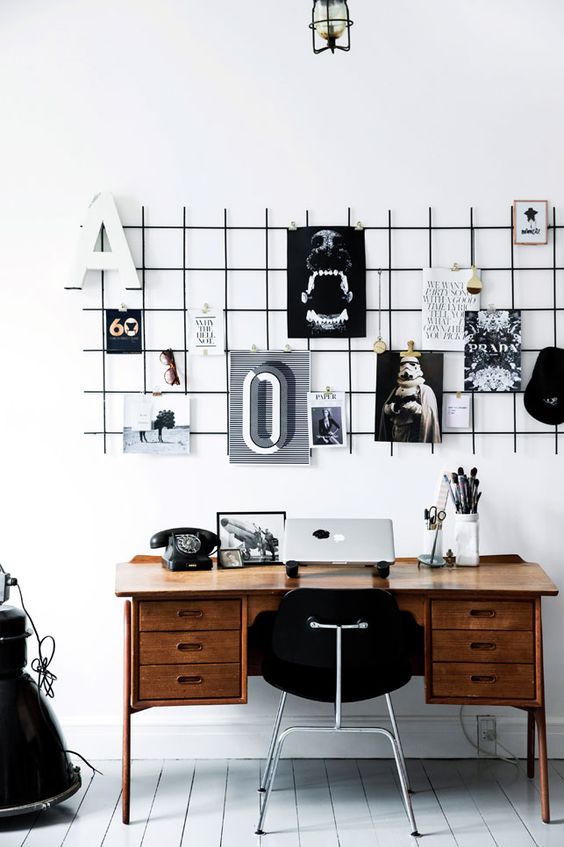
[119,302,128,312]
[400,340,421,358]
[355,221,364,231]
[288,221,297,231]
[451,262,461,272]
[284,344,292,352]
[202,302,210,314]
[251,344,258,353]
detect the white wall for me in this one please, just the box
[1,0,564,760]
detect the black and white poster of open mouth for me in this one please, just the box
[287,226,366,338]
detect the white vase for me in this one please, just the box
[455,514,479,566]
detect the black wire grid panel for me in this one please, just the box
[72,206,564,456]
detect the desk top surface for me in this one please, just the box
[116,555,558,599]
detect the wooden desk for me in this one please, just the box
[116,554,558,825]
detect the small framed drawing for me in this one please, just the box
[216,512,286,565]
[218,548,243,569]
[513,200,548,245]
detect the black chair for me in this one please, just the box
[255,588,420,837]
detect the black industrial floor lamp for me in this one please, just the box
[0,570,81,817]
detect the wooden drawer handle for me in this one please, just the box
[177,609,204,618]
[469,609,496,618]
[470,642,496,651]
[470,674,497,684]
[177,675,203,685]
[176,642,203,652]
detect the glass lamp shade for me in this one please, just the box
[313,0,349,40]
[311,0,352,54]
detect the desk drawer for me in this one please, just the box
[139,600,241,632]
[139,631,240,665]
[432,630,534,663]
[432,600,533,631]
[139,663,241,700]
[432,662,535,700]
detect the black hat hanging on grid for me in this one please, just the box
[524,347,564,425]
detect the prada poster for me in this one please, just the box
[287,227,366,338]
[375,352,443,444]
[228,351,311,465]
[464,309,521,392]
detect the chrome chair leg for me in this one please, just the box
[385,693,411,793]
[255,724,296,835]
[259,691,287,793]
[254,725,420,838]
[388,731,420,837]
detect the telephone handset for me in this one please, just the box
[150,527,220,571]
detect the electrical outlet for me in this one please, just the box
[477,715,497,757]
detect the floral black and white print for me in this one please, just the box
[464,309,521,392]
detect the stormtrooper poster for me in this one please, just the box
[375,352,443,444]
[287,226,366,338]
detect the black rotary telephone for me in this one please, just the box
[150,527,220,571]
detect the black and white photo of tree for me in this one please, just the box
[123,397,190,455]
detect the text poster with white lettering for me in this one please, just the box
[464,310,521,392]
[422,268,480,351]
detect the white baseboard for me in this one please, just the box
[62,714,564,761]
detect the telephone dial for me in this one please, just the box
[150,527,220,571]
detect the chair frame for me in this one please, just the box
[255,617,420,837]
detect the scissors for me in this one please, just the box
[427,506,446,529]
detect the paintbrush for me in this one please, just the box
[443,474,459,510]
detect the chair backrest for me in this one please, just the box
[271,588,406,671]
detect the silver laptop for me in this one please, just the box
[284,518,395,566]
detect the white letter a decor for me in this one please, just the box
[69,192,140,289]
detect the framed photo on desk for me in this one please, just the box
[217,511,285,565]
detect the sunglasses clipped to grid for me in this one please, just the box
[160,349,180,386]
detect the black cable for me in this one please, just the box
[15,582,57,698]
[64,750,103,776]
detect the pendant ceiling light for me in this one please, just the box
[310,0,353,54]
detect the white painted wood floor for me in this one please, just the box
[2,759,564,847]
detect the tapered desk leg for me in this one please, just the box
[526,709,535,779]
[534,706,550,823]
[122,601,132,825]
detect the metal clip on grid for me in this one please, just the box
[355,221,364,231]
[288,221,297,231]
[119,303,128,312]
[202,303,210,314]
